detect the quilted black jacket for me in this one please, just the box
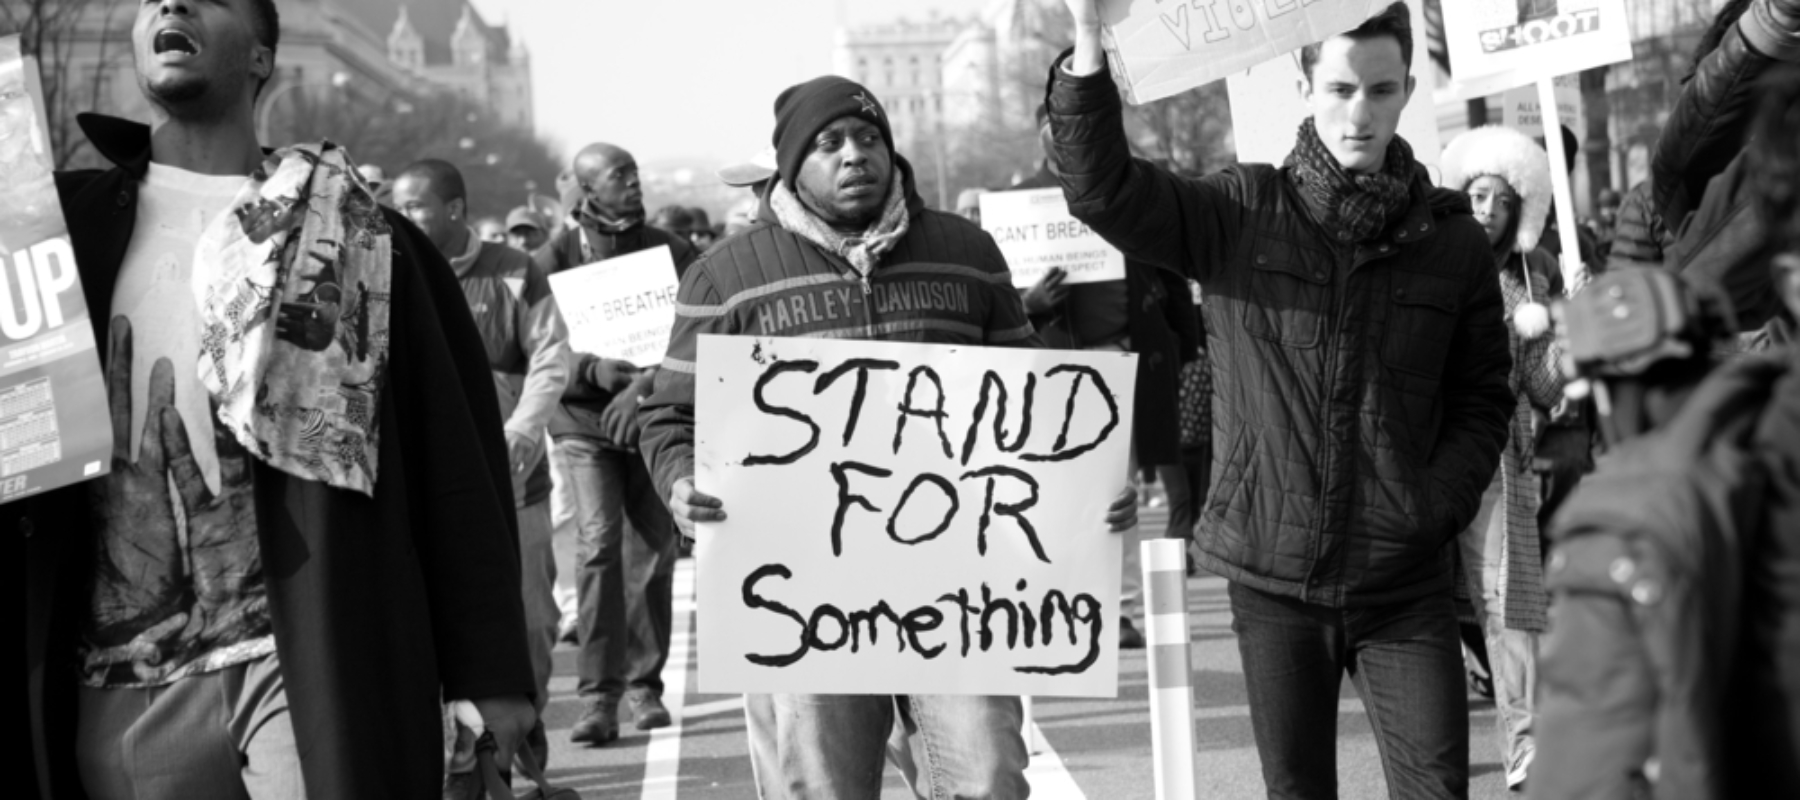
[1045,60,1514,607]
[637,160,1041,504]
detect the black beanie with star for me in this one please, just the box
[771,76,895,189]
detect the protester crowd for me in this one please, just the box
[16,0,1798,798]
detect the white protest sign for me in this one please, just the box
[547,245,678,366]
[1097,0,1391,105]
[695,335,1137,697]
[1439,0,1632,98]
[1501,73,1581,131]
[1224,1,1440,173]
[979,188,1127,289]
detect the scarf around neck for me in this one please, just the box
[1284,117,1415,243]
[577,197,642,235]
[192,143,392,496]
[769,174,910,277]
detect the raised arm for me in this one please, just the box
[1048,7,1246,281]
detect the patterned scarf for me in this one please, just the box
[192,143,392,496]
[769,174,909,278]
[1284,117,1415,243]
[577,196,641,235]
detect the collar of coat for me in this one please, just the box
[1286,157,1473,249]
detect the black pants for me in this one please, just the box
[1229,582,1470,799]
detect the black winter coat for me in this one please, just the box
[22,115,533,799]
[1046,59,1514,607]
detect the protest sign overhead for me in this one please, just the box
[1225,0,1440,173]
[980,188,1126,289]
[1439,0,1633,97]
[0,36,111,504]
[1098,0,1393,105]
[695,335,1137,697]
[547,245,679,366]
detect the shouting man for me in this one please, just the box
[21,0,534,797]
[1049,1,1514,795]
[637,76,1138,798]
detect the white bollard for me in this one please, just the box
[1021,695,1041,754]
[1143,538,1197,800]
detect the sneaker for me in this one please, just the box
[569,696,619,746]
[627,689,672,731]
[1119,617,1146,650]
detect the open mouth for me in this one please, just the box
[153,29,200,57]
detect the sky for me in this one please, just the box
[469,0,995,168]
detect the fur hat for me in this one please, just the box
[1441,126,1554,254]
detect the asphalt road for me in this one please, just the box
[535,508,1515,799]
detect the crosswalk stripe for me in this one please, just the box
[639,558,697,800]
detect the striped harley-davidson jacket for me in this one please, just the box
[637,163,1042,504]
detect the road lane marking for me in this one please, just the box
[640,557,697,800]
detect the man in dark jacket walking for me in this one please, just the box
[638,76,1138,799]
[22,0,535,797]
[533,141,697,745]
[1051,2,1514,795]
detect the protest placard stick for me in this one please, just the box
[1538,76,1585,292]
[1143,538,1196,799]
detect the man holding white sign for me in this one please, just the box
[1051,2,1515,796]
[535,141,699,745]
[638,76,1138,799]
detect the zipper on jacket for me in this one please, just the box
[1301,248,1351,605]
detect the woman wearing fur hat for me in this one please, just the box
[1441,124,1570,791]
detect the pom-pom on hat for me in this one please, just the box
[771,76,895,189]
[1441,125,1555,254]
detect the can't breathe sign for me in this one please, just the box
[694,335,1137,697]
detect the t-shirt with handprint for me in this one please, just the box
[80,163,274,688]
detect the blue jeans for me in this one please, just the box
[557,436,677,699]
[744,693,1028,799]
[1228,581,1469,799]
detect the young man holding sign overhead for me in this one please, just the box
[638,76,1138,799]
[1050,2,1513,796]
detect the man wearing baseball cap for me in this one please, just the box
[506,206,549,253]
[638,75,1138,798]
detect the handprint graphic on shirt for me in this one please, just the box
[84,317,267,685]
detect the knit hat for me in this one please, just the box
[771,76,895,189]
[1441,125,1554,254]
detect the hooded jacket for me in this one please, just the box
[21,115,533,799]
[637,158,1039,505]
[1046,56,1514,607]
[1442,124,1569,632]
